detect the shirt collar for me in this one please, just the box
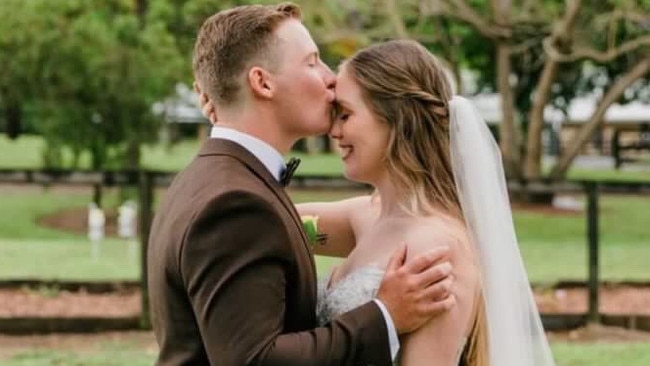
[210,126,285,181]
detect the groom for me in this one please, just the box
[147,3,455,365]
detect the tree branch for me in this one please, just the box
[544,35,650,63]
[550,56,650,178]
[385,0,409,39]
[510,38,541,55]
[594,10,650,29]
[446,0,512,39]
[430,0,511,40]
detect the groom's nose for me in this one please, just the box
[321,61,336,91]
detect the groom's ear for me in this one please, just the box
[247,66,275,100]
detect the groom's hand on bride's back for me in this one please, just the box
[376,244,455,334]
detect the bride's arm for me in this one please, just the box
[296,195,370,258]
[400,225,479,366]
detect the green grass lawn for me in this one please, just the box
[1,339,157,366]
[1,335,648,366]
[514,194,650,283]
[568,168,650,182]
[551,342,650,366]
[0,239,139,281]
[0,190,89,240]
[0,185,648,283]
[0,135,346,175]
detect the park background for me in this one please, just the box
[0,0,649,365]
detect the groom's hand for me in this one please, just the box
[376,244,455,334]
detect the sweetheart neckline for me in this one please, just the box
[324,265,385,292]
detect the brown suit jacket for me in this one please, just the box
[147,138,392,365]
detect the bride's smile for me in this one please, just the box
[338,144,353,161]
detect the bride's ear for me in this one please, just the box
[248,66,275,100]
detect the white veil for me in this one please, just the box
[449,96,556,366]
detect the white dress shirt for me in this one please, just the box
[211,126,286,181]
[210,126,400,360]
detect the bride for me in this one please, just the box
[298,40,556,366]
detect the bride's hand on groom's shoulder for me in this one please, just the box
[194,81,218,124]
[376,244,455,335]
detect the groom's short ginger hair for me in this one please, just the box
[192,3,301,105]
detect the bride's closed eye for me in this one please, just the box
[337,112,350,122]
[333,102,350,122]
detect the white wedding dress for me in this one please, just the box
[317,266,466,365]
[316,266,384,327]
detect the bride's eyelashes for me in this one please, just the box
[332,101,351,122]
[335,107,351,122]
[338,112,350,122]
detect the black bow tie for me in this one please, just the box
[280,157,301,187]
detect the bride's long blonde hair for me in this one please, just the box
[344,39,489,365]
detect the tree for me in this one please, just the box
[0,0,185,174]
[443,0,649,181]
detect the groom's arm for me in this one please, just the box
[181,191,393,366]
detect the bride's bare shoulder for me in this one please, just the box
[406,213,470,255]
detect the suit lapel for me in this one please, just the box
[198,139,317,277]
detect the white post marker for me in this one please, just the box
[118,200,138,261]
[88,202,106,261]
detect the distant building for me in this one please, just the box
[152,84,210,143]
[470,93,649,156]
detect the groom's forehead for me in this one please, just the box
[275,20,318,55]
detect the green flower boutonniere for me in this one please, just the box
[301,215,325,246]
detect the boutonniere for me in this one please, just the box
[301,215,326,246]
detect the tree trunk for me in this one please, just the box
[136,0,148,28]
[126,140,141,171]
[490,0,522,179]
[93,185,103,207]
[524,0,581,179]
[495,43,522,179]
[91,146,105,207]
[550,56,650,178]
[130,0,146,174]
[4,101,22,140]
[525,61,558,179]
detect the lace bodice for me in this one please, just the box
[317,266,466,365]
[317,266,385,326]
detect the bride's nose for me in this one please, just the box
[329,118,342,140]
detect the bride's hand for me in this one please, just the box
[376,244,455,334]
[194,81,218,124]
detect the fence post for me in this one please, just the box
[138,171,154,329]
[586,182,600,324]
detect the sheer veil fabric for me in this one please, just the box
[449,96,556,365]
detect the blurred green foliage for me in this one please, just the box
[0,0,184,169]
[0,0,648,174]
